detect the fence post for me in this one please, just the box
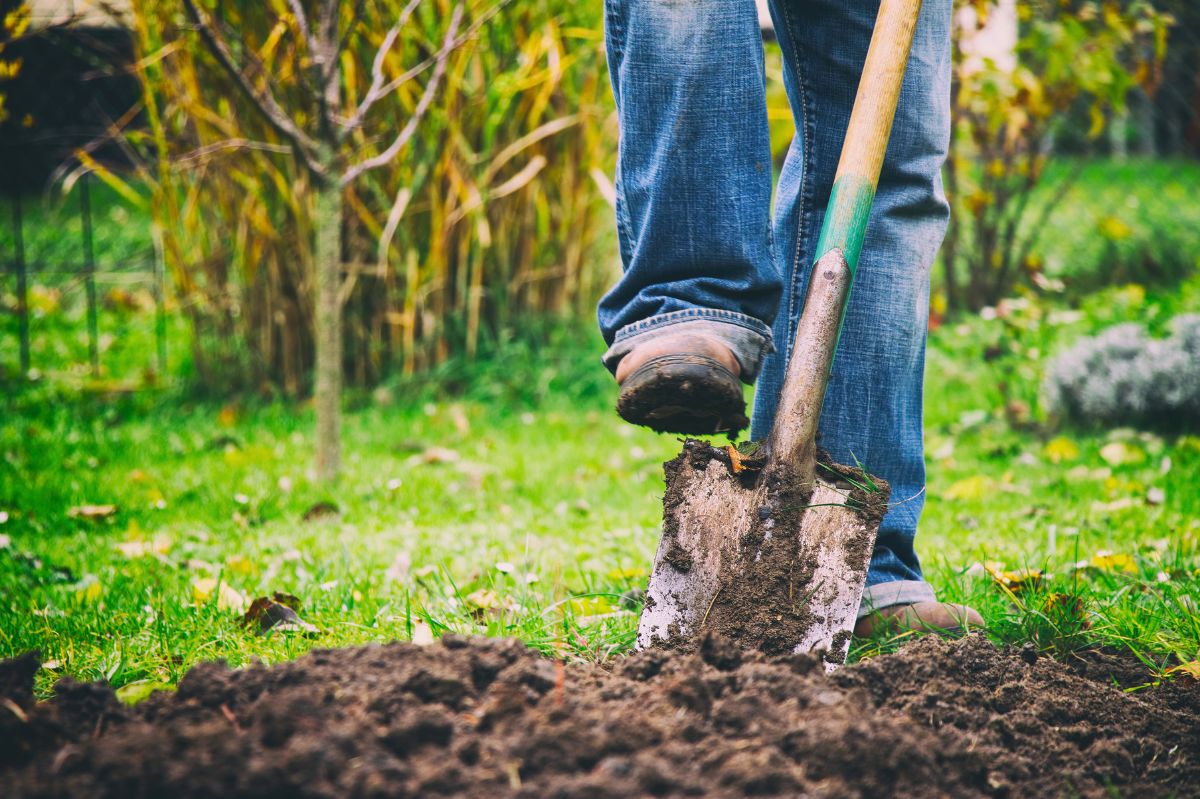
[79,173,99,376]
[12,195,30,375]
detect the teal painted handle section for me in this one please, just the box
[813,174,876,277]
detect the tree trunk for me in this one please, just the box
[314,173,343,482]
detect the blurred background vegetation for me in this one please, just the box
[1,0,1199,685]
[0,0,1195,400]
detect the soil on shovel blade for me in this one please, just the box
[657,441,890,660]
[3,634,1198,798]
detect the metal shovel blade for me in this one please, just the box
[635,440,884,668]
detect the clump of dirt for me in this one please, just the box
[4,634,1196,798]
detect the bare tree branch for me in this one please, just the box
[286,0,317,51]
[339,0,515,134]
[341,5,463,185]
[340,0,422,131]
[182,0,324,177]
[173,138,294,169]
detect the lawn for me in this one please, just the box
[2,265,1199,698]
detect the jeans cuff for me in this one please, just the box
[602,310,774,383]
[856,580,937,620]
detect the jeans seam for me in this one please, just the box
[612,309,773,343]
[779,0,814,355]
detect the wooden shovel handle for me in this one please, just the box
[764,0,922,482]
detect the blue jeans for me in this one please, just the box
[599,0,952,615]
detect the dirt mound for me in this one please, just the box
[2,635,1197,798]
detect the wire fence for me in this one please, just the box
[2,173,167,384]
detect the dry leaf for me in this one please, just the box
[1099,441,1145,467]
[465,588,521,620]
[68,504,117,521]
[1166,662,1200,682]
[411,620,435,646]
[1042,437,1079,464]
[726,445,746,474]
[115,536,171,559]
[193,577,249,613]
[1041,593,1090,628]
[242,596,318,635]
[985,564,1044,593]
[73,577,103,603]
[301,501,339,522]
[224,554,256,575]
[945,475,994,502]
[407,447,460,466]
[1090,551,1137,573]
[217,404,238,427]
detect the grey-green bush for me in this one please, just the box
[1042,315,1200,430]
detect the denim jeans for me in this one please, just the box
[599,0,952,616]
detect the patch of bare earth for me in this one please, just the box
[2,634,1197,798]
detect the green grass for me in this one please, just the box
[1032,158,1200,291]
[2,272,1199,698]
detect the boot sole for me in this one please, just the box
[616,354,748,437]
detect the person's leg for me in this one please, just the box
[599,0,781,399]
[754,0,954,617]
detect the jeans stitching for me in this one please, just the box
[612,309,773,342]
[778,0,814,357]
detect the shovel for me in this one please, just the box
[635,0,923,668]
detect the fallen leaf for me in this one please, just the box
[944,475,994,502]
[385,551,411,584]
[193,577,249,613]
[115,680,174,706]
[984,564,1044,593]
[1090,551,1137,574]
[115,535,171,559]
[726,445,746,474]
[407,447,460,466]
[217,404,238,427]
[1041,593,1090,628]
[566,596,619,616]
[271,591,302,609]
[1099,441,1145,467]
[1166,662,1200,682]
[242,596,319,636]
[68,504,117,521]
[464,588,521,620]
[1091,497,1138,513]
[302,501,339,522]
[224,554,256,575]
[1042,437,1080,464]
[411,620,435,646]
[73,577,103,603]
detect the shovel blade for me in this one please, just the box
[636,442,881,669]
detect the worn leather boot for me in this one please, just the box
[615,332,747,436]
[853,602,984,637]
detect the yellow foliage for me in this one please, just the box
[192,578,249,613]
[944,475,994,502]
[1042,437,1080,464]
[1090,552,1137,573]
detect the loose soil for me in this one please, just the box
[4,634,1197,798]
